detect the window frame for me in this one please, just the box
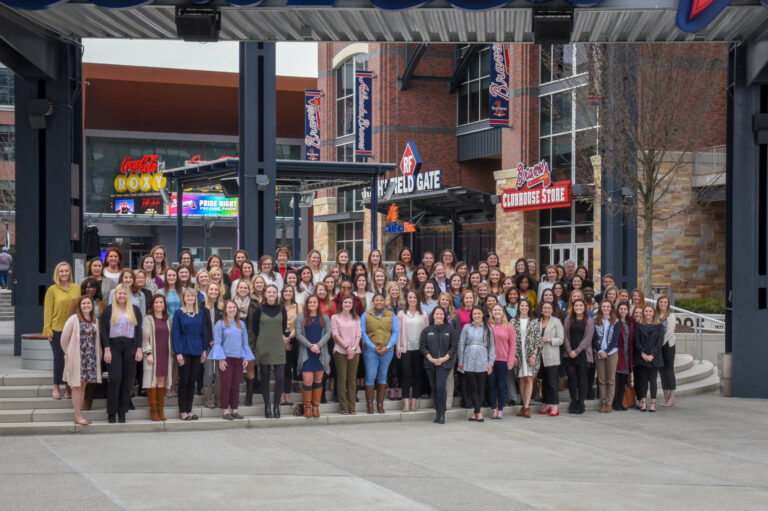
[456,46,491,127]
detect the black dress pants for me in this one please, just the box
[613,373,628,409]
[398,350,425,399]
[178,354,202,414]
[541,365,560,405]
[464,371,487,414]
[635,366,658,400]
[50,331,65,385]
[107,338,136,416]
[660,344,676,391]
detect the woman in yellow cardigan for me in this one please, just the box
[43,262,81,400]
[60,296,102,425]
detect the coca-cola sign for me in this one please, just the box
[120,154,165,174]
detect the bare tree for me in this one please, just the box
[595,43,726,297]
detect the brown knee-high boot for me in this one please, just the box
[156,386,167,421]
[311,383,323,418]
[147,388,160,421]
[302,385,312,418]
[376,383,386,413]
[365,386,375,414]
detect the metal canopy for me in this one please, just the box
[369,186,496,225]
[2,1,768,43]
[163,157,395,194]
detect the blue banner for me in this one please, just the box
[304,90,322,161]
[354,70,374,159]
[489,43,510,128]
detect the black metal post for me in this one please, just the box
[727,42,768,398]
[292,193,300,260]
[176,178,183,260]
[7,27,82,355]
[239,42,277,258]
[371,173,378,250]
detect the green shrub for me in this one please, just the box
[674,298,725,315]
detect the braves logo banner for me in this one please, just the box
[502,160,571,212]
[304,90,322,161]
[489,43,511,128]
[355,70,374,158]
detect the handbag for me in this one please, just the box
[623,375,637,409]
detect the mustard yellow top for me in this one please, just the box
[42,283,81,337]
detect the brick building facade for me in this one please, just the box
[313,42,727,299]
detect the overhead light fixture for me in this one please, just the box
[299,192,316,208]
[220,177,239,198]
[27,99,52,130]
[533,10,573,46]
[175,7,221,42]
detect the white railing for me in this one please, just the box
[645,298,725,364]
[693,145,725,177]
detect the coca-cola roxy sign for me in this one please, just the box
[501,160,572,212]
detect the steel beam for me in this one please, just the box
[238,41,276,258]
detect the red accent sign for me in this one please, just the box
[120,155,160,174]
[399,142,422,177]
[501,181,572,212]
[690,0,716,18]
[515,160,553,189]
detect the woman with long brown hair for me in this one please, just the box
[61,296,102,425]
[142,294,172,421]
[210,300,254,420]
[656,295,677,407]
[229,249,249,283]
[280,284,303,406]
[296,295,332,418]
[150,245,168,284]
[103,247,123,282]
[307,249,327,285]
[253,285,289,418]
[331,294,361,415]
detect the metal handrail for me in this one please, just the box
[645,298,724,364]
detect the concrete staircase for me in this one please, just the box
[0,354,718,435]
[0,290,13,322]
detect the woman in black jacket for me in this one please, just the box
[634,305,665,412]
[100,285,144,424]
[419,307,458,424]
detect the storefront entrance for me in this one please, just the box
[547,244,593,277]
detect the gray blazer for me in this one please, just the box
[295,313,332,374]
[540,316,564,367]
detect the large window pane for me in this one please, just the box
[575,44,591,75]
[540,96,552,137]
[575,86,598,130]
[540,137,551,164]
[468,80,480,123]
[552,91,572,134]
[540,47,552,84]
[480,77,490,120]
[575,129,597,184]
[552,45,573,81]
[458,83,469,125]
[574,200,594,225]
[551,134,572,182]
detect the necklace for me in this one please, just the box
[185,309,196,318]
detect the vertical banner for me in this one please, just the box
[304,89,322,161]
[354,70,374,158]
[489,43,511,127]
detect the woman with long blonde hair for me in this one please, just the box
[171,288,209,420]
[99,284,143,423]
[43,261,81,400]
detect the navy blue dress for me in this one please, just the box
[301,317,324,373]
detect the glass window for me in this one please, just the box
[457,46,490,126]
[336,143,354,163]
[336,221,364,262]
[276,144,301,160]
[551,134,572,183]
[540,96,552,137]
[336,55,368,138]
[552,91,572,134]
[0,67,14,106]
[575,87,598,130]
[0,125,13,162]
[337,187,363,213]
[575,129,598,184]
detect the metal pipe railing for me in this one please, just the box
[645,298,724,364]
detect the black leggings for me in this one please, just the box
[635,366,658,401]
[660,344,676,391]
[613,373,628,409]
[260,364,285,407]
[50,331,65,385]
[398,350,425,399]
[464,371,487,414]
[565,361,587,410]
[107,338,136,415]
[284,339,299,386]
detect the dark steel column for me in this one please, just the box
[292,193,300,261]
[239,42,276,258]
[176,178,183,259]
[727,43,768,398]
[8,36,82,355]
[371,173,378,250]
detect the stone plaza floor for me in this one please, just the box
[1,392,766,510]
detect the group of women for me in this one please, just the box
[42,245,678,425]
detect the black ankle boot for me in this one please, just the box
[118,411,126,423]
[273,403,280,418]
[108,414,116,424]
[438,411,445,424]
[264,403,273,418]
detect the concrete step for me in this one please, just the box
[662,360,714,386]
[676,373,721,397]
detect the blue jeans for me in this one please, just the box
[0,270,7,288]
[363,347,394,385]
[488,361,509,411]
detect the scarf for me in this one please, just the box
[234,295,250,319]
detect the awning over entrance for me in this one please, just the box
[368,186,496,226]
[2,1,768,43]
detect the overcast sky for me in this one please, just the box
[82,39,317,77]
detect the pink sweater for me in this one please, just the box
[492,323,517,366]
[331,313,362,355]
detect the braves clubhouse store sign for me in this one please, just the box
[9,1,742,35]
[501,160,572,212]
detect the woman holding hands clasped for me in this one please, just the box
[210,300,254,420]
[172,289,209,421]
[141,294,173,421]
[60,296,102,425]
[295,295,332,418]
[458,306,495,422]
[420,307,458,424]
